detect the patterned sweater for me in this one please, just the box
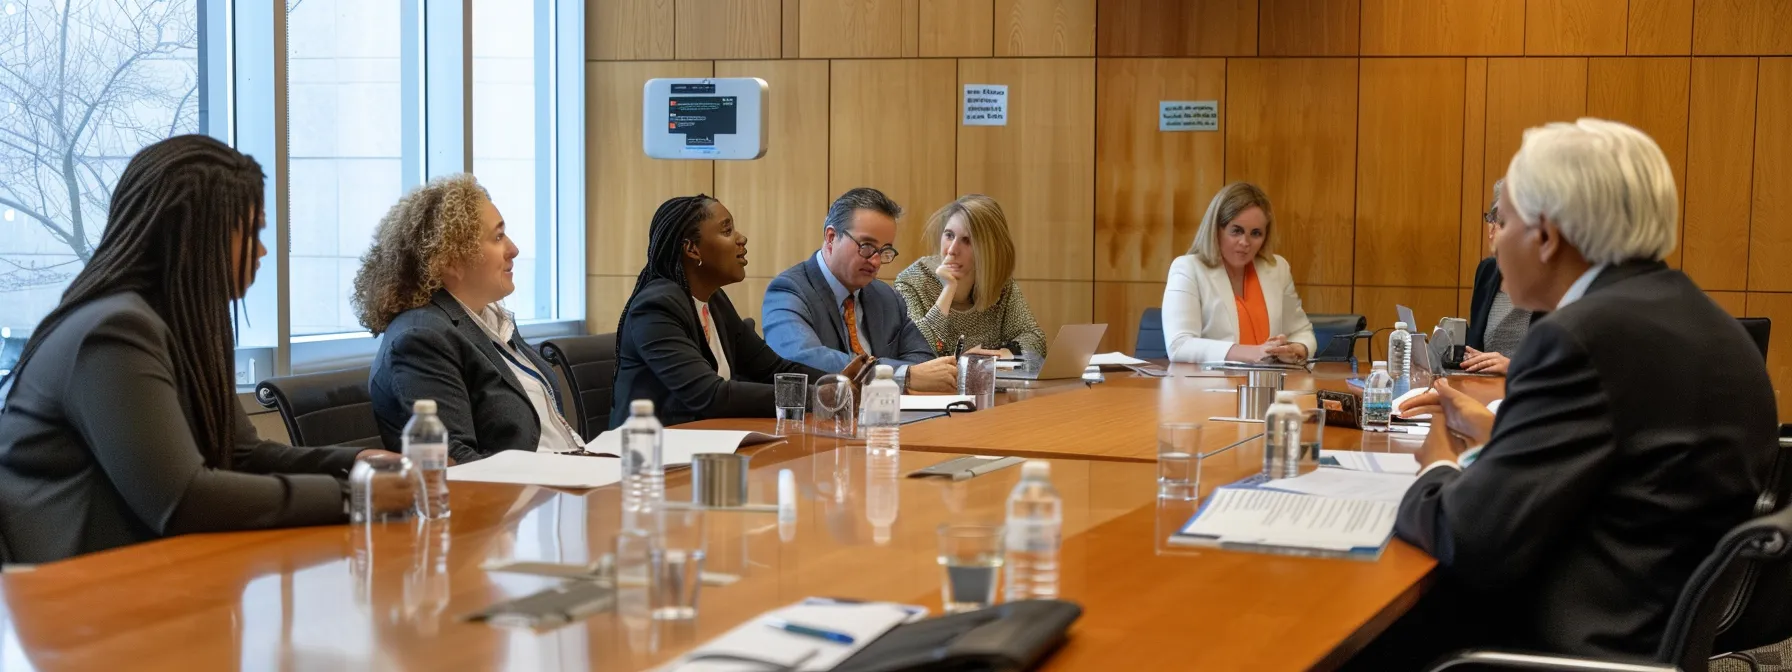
[892,256,1049,357]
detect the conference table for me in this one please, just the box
[0,363,1502,671]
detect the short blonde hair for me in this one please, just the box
[351,174,490,334]
[1189,182,1276,268]
[1504,118,1677,265]
[924,194,1017,313]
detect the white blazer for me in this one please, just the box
[1161,253,1317,363]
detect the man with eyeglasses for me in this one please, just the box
[763,187,959,392]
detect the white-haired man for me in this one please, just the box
[1359,118,1778,667]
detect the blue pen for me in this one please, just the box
[765,617,855,645]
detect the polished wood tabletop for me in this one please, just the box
[0,367,1469,671]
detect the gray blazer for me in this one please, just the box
[0,293,353,564]
[762,255,937,373]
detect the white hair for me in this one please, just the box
[1503,118,1678,265]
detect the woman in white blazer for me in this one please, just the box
[1161,182,1316,364]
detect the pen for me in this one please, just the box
[765,617,855,645]
[954,334,965,360]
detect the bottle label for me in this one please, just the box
[1362,401,1392,425]
[405,441,448,467]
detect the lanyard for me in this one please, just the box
[492,340,559,410]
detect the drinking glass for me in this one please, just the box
[350,454,425,523]
[774,373,807,431]
[811,374,856,438]
[957,353,997,409]
[937,524,1003,613]
[650,510,708,621]
[1157,422,1203,501]
[1300,407,1325,473]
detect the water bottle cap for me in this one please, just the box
[412,399,437,414]
[1022,460,1050,478]
[1274,391,1298,404]
[1394,321,1409,330]
[875,364,894,379]
[873,525,892,545]
[630,399,655,415]
[1372,360,1388,368]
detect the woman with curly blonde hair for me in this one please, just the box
[355,174,582,463]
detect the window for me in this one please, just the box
[0,0,204,370]
[472,0,545,321]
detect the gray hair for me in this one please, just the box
[823,187,902,233]
[1489,177,1504,215]
[1503,118,1677,265]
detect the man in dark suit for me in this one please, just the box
[763,187,959,392]
[1361,118,1778,668]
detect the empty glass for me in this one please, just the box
[350,454,425,523]
[957,353,997,409]
[1300,407,1325,473]
[811,374,856,438]
[774,373,807,431]
[937,524,1003,613]
[1157,422,1203,501]
[650,510,708,621]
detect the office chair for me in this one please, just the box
[1424,434,1792,672]
[1134,308,1168,360]
[538,333,619,438]
[1308,313,1368,370]
[254,367,383,449]
[1738,318,1771,359]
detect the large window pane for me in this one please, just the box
[472,0,547,321]
[0,0,201,369]
[287,0,402,337]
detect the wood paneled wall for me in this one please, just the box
[586,0,1792,415]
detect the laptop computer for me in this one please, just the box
[995,324,1108,381]
[1395,304,1500,379]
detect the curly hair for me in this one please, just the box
[352,173,490,334]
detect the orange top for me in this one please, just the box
[1234,263,1270,346]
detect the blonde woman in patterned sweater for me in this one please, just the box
[893,194,1048,358]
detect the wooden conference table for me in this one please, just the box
[0,363,1501,671]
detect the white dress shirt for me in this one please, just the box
[693,296,733,382]
[456,297,585,454]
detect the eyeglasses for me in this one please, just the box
[1482,208,1499,225]
[832,228,899,264]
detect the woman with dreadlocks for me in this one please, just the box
[0,135,404,563]
[609,195,872,429]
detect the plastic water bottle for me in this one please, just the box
[1003,460,1062,601]
[863,365,901,455]
[1363,361,1394,432]
[1389,322,1413,396]
[402,399,450,519]
[1263,391,1303,479]
[620,400,665,527]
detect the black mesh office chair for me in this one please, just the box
[1134,308,1167,360]
[538,333,619,438]
[1309,313,1368,369]
[254,367,383,449]
[1738,317,1771,359]
[1425,432,1792,672]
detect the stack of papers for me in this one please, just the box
[1322,452,1420,475]
[1171,488,1398,558]
[661,599,923,671]
[585,429,783,467]
[1088,352,1148,367]
[899,394,975,411]
[1261,468,1418,504]
[445,429,783,488]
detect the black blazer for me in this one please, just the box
[369,291,564,464]
[1395,261,1777,658]
[1466,257,1543,350]
[610,278,827,430]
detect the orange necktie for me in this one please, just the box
[842,296,867,357]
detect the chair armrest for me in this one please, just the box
[1426,650,1680,672]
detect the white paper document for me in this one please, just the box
[900,394,975,411]
[1262,468,1418,504]
[1324,452,1421,475]
[446,450,622,488]
[584,428,783,467]
[1175,488,1398,554]
[661,600,919,671]
[1088,352,1148,367]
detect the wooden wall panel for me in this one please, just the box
[996,0,1097,57]
[1360,0,1524,56]
[1300,285,1355,315]
[1523,0,1627,56]
[587,61,715,278]
[586,276,637,335]
[1095,0,1257,57]
[799,0,913,58]
[957,59,1098,281]
[1093,281,1167,354]
[782,0,801,58]
[1627,0,1693,55]
[1684,57,1758,291]
[829,60,960,281]
[1750,59,1792,291]
[1746,292,1792,420]
[715,60,831,279]
[1693,1,1792,56]
[920,0,994,57]
[731,278,773,333]
[1709,291,1748,317]
[1459,58,1491,286]
[1016,280,1095,348]
[1225,58,1359,286]
[1355,58,1466,287]
[675,0,782,59]
[588,0,675,60]
[1353,287,1460,334]
[1586,57,1690,268]
[1259,0,1358,56]
[1094,58,1227,283]
[1483,58,1588,205]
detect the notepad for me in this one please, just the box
[900,394,975,411]
[661,600,921,671]
[1088,352,1148,367]
[581,428,783,467]
[446,450,622,488]
[1321,452,1421,475]
[1261,468,1417,504]
[1170,488,1398,559]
